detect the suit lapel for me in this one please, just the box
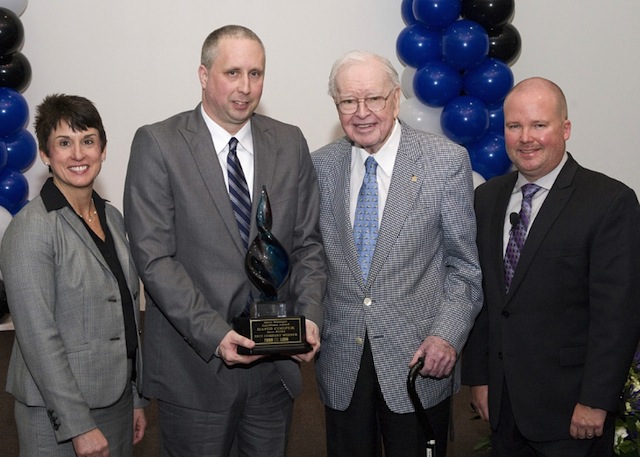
[366,129,421,286]
[182,106,246,254]
[490,174,517,301]
[506,157,578,298]
[251,115,277,241]
[60,208,109,271]
[332,146,365,289]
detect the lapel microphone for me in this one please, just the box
[510,212,520,226]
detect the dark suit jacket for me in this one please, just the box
[463,153,640,441]
[124,106,326,410]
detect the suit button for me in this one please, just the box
[355,337,364,345]
[501,310,510,318]
[363,298,372,307]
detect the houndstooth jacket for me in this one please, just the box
[312,122,483,414]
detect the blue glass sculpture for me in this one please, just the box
[245,186,290,301]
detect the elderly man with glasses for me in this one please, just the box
[311,50,483,457]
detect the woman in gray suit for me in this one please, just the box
[0,94,147,457]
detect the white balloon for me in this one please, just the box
[398,98,444,136]
[0,205,12,245]
[0,0,28,16]
[401,66,416,100]
[472,171,486,189]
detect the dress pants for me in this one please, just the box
[325,336,450,457]
[157,360,293,457]
[491,382,614,457]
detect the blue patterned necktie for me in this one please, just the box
[504,183,541,291]
[227,137,252,249]
[354,156,379,282]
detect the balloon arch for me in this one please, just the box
[0,0,522,220]
[0,0,34,229]
[396,0,521,185]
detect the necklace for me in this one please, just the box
[78,199,97,223]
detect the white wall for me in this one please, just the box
[16,0,640,209]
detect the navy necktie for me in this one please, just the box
[354,156,379,282]
[504,183,541,291]
[227,137,252,249]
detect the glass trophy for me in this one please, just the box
[233,186,311,355]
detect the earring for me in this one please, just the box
[45,162,50,166]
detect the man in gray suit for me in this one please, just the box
[124,25,326,457]
[312,51,483,457]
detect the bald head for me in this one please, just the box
[505,77,568,120]
[503,76,572,182]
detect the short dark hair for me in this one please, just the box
[34,94,107,156]
[200,25,264,69]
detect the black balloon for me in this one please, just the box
[0,7,24,55]
[461,0,515,31]
[488,24,521,66]
[0,52,31,92]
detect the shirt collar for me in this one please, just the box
[353,119,401,177]
[200,105,254,156]
[40,177,106,214]
[514,152,568,193]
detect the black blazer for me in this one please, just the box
[463,153,640,441]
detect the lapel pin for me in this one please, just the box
[411,175,417,182]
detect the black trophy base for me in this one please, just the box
[233,314,311,356]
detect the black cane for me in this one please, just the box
[407,357,437,457]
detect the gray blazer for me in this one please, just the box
[1,193,144,443]
[124,106,326,410]
[312,122,483,414]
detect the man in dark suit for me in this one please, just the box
[312,51,483,457]
[124,25,326,457]
[462,77,640,456]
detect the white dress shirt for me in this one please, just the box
[201,106,255,200]
[349,119,402,226]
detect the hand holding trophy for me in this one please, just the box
[233,186,311,355]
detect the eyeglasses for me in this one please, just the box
[335,88,396,115]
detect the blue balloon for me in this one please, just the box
[0,168,28,215]
[441,95,489,145]
[4,129,36,172]
[401,0,417,25]
[0,141,7,172]
[0,87,28,137]
[413,0,461,31]
[463,57,514,104]
[10,197,27,215]
[413,60,462,107]
[467,132,512,179]
[396,23,442,68]
[487,103,504,133]
[442,19,489,70]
